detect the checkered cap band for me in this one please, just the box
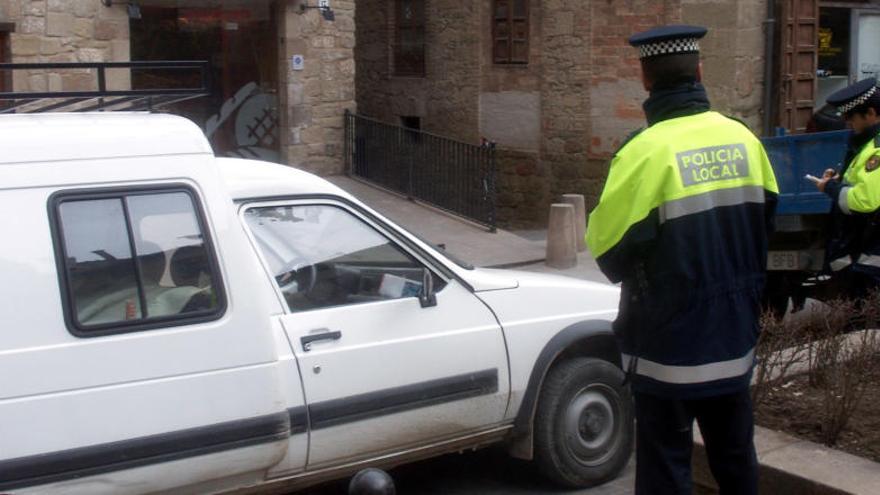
[839,85,878,113]
[638,38,700,59]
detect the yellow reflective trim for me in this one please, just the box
[660,186,766,223]
[586,111,779,258]
[843,138,880,213]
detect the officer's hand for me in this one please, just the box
[817,168,839,192]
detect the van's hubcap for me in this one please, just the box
[563,384,620,466]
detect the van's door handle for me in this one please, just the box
[301,330,342,351]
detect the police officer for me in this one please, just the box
[815,78,880,298]
[586,26,778,495]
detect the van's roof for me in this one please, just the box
[0,112,213,165]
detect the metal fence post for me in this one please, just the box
[344,109,351,175]
[488,141,497,233]
[406,125,414,201]
[346,111,498,232]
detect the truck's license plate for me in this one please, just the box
[768,251,800,270]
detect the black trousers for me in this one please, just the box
[633,388,758,495]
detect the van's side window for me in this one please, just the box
[244,203,445,313]
[54,189,223,334]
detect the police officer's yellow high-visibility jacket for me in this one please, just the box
[824,125,880,270]
[828,129,880,215]
[586,110,779,398]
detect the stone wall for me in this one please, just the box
[354,0,390,121]
[540,0,593,220]
[355,0,480,143]
[495,149,546,226]
[422,0,481,143]
[479,0,547,226]
[0,0,131,92]
[683,0,768,131]
[354,0,769,227]
[0,0,357,177]
[280,0,356,176]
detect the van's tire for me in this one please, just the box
[533,357,633,488]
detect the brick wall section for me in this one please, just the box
[280,1,356,176]
[683,0,767,130]
[1,0,130,92]
[588,0,680,158]
[584,0,681,212]
[585,0,769,213]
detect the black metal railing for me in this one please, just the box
[0,61,211,113]
[345,110,497,232]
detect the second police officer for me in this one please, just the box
[815,78,880,298]
[586,26,779,495]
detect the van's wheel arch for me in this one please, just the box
[533,357,633,488]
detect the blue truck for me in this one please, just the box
[761,130,851,312]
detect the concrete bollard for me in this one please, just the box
[561,194,587,252]
[546,203,578,269]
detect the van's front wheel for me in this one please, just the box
[534,357,633,488]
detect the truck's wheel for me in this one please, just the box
[534,357,633,488]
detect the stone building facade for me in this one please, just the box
[0,0,355,177]
[279,0,356,175]
[0,0,132,93]
[356,0,769,227]
[3,0,857,228]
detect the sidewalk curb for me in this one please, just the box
[693,424,880,494]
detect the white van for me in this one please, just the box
[0,112,630,494]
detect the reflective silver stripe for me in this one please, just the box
[620,348,756,384]
[830,256,853,272]
[857,254,880,268]
[838,186,852,215]
[659,186,766,223]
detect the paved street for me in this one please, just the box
[305,178,634,494]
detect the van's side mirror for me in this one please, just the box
[419,268,437,308]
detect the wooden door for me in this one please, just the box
[777,0,819,133]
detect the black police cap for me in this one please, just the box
[628,25,708,59]
[826,77,878,113]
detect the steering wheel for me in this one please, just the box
[275,257,317,297]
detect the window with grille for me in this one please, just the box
[394,0,425,76]
[493,0,529,65]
